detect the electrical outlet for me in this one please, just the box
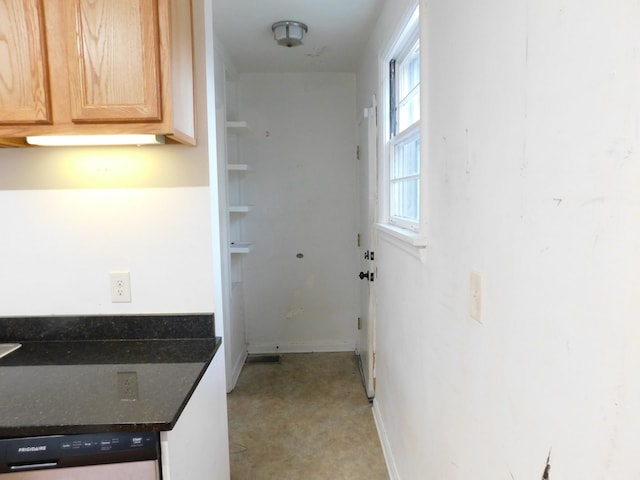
[117,371,138,401]
[470,271,482,323]
[110,271,131,303]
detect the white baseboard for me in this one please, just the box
[372,400,400,480]
[247,342,356,354]
[227,346,248,393]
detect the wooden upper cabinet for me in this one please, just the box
[67,0,162,123]
[0,0,195,145]
[0,0,51,125]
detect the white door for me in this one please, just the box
[356,95,378,399]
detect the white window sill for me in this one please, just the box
[376,223,427,254]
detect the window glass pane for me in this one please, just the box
[390,132,420,224]
[398,88,420,132]
[391,178,419,222]
[397,40,420,132]
[392,135,420,180]
[398,41,420,99]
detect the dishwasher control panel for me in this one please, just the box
[0,432,159,473]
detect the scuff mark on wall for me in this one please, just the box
[306,46,327,58]
[286,288,304,319]
[306,274,315,289]
[541,449,551,480]
[607,138,634,162]
[580,196,605,208]
[464,128,471,175]
[286,305,304,319]
[284,276,316,319]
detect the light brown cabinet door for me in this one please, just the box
[66,0,163,123]
[0,0,51,125]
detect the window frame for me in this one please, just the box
[379,4,423,238]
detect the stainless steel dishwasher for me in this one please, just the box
[0,432,160,479]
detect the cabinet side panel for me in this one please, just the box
[0,0,51,125]
[168,0,196,145]
[68,0,162,123]
[160,351,230,480]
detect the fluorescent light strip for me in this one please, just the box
[26,134,165,146]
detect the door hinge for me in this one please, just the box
[357,233,361,247]
[357,317,362,330]
[356,145,361,160]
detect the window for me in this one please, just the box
[384,6,420,233]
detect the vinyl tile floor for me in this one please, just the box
[227,352,389,480]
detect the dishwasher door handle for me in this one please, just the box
[10,461,59,471]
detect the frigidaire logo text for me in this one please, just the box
[18,446,47,453]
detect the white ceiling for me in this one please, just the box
[212,0,385,73]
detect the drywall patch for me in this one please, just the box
[306,46,327,58]
[306,274,315,289]
[286,305,304,319]
[286,288,304,319]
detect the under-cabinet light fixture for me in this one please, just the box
[26,134,165,147]
[272,21,308,47]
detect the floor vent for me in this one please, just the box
[246,354,281,364]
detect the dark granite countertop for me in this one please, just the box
[0,314,220,439]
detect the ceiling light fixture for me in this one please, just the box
[271,21,308,48]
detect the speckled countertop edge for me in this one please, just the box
[0,314,221,438]
[0,313,215,342]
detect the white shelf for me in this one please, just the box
[230,242,252,254]
[229,205,253,213]
[226,121,251,134]
[227,120,251,257]
[227,163,251,171]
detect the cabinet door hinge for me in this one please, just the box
[357,317,362,330]
[357,233,361,247]
[356,145,360,160]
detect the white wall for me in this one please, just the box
[0,1,217,320]
[360,0,640,478]
[238,73,360,353]
[0,186,213,315]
